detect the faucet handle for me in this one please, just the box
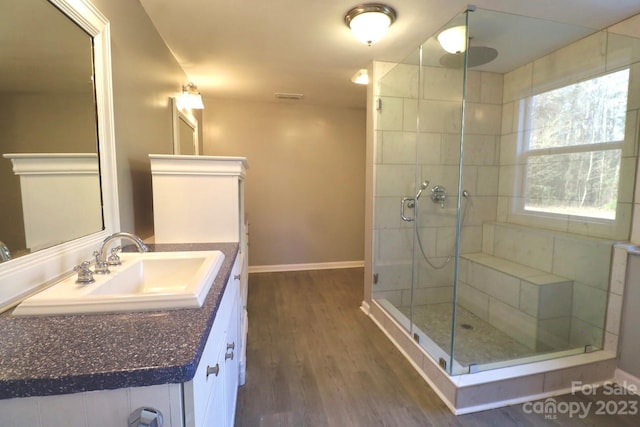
[74,261,95,284]
[93,250,110,275]
[107,246,122,266]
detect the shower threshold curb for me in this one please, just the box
[361,299,617,415]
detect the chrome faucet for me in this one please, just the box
[95,232,148,274]
[0,241,11,262]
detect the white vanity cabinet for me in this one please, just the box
[3,153,102,252]
[183,255,241,427]
[149,154,249,386]
[149,155,248,249]
[0,248,242,427]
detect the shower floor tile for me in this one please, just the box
[398,303,544,367]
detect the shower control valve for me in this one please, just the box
[431,185,447,208]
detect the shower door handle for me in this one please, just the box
[401,197,416,222]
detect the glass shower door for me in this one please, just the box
[372,11,469,374]
[411,11,469,374]
[372,46,421,336]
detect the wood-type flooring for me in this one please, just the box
[235,268,640,426]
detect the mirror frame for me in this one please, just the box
[0,0,120,311]
[171,97,199,155]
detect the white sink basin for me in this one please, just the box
[12,250,225,316]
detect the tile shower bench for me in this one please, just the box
[459,252,573,350]
[458,221,615,352]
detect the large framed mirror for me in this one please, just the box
[171,97,199,155]
[0,0,119,311]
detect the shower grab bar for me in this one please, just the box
[401,197,415,222]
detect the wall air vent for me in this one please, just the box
[274,93,304,100]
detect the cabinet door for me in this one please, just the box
[201,277,239,427]
[183,282,235,426]
[201,341,228,427]
[185,256,242,427]
[184,325,227,427]
[224,289,240,425]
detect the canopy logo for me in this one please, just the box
[522,381,639,419]
[522,398,591,419]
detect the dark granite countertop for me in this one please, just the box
[0,242,239,399]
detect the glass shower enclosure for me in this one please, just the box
[372,7,639,376]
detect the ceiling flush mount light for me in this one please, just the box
[345,3,397,46]
[437,26,467,54]
[180,82,205,109]
[351,69,369,85]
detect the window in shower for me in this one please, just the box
[521,68,630,220]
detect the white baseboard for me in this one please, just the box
[360,300,371,315]
[615,368,640,395]
[248,260,364,273]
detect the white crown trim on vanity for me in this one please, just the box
[3,153,99,175]
[149,154,248,177]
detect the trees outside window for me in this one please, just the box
[521,69,630,220]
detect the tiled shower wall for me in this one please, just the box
[372,24,640,351]
[497,29,640,349]
[372,61,501,306]
[498,30,639,240]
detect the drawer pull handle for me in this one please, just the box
[225,350,234,361]
[234,274,241,280]
[227,342,235,351]
[206,364,219,378]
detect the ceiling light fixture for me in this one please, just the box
[351,69,369,85]
[344,3,396,46]
[180,82,205,110]
[437,26,468,54]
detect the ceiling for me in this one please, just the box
[139,0,640,109]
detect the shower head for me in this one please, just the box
[415,180,430,200]
[439,46,498,69]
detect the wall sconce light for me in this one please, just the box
[437,26,467,54]
[180,82,205,110]
[351,69,369,85]
[344,3,396,46]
